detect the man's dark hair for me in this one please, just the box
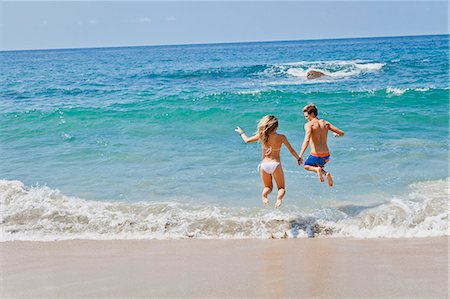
[302,104,318,116]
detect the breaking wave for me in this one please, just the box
[1,178,447,241]
[261,60,385,84]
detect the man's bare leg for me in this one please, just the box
[304,165,324,182]
[320,168,334,187]
[326,173,333,187]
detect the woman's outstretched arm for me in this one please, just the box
[282,135,301,163]
[235,126,259,143]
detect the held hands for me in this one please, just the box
[235,126,244,135]
[297,157,303,166]
[333,133,340,138]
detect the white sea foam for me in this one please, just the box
[323,179,449,238]
[349,86,435,95]
[386,86,433,95]
[286,68,308,78]
[354,62,385,71]
[414,87,430,92]
[236,89,264,95]
[262,60,385,84]
[1,178,448,241]
[386,87,408,96]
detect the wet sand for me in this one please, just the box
[1,237,448,298]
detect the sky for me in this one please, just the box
[0,1,448,51]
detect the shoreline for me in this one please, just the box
[1,237,448,298]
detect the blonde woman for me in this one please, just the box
[235,115,301,208]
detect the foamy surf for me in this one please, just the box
[261,60,385,84]
[1,178,447,241]
[326,179,449,238]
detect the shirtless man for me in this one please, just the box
[297,104,344,186]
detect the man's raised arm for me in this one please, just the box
[327,122,344,137]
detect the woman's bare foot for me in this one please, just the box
[316,167,324,182]
[274,188,285,208]
[261,187,272,206]
[326,172,333,187]
[275,199,282,209]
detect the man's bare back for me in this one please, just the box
[306,119,330,154]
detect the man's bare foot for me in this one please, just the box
[326,172,333,187]
[262,196,269,206]
[316,167,324,182]
[275,199,282,209]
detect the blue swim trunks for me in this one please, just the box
[304,152,330,167]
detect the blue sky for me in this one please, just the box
[1,1,448,51]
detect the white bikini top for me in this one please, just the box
[264,146,281,156]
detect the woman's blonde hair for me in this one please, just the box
[257,115,278,146]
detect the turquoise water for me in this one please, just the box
[1,35,448,239]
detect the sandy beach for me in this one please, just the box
[1,237,448,298]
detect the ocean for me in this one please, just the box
[1,34,448,240]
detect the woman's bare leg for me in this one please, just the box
[260,169,273,206]
[272,165,285,208]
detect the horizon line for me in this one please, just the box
[1,33,448,53]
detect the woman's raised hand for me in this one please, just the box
[235,126,244,135]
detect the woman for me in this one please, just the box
[235,115,301,208]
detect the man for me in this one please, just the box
[298,104,344,186]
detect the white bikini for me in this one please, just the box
[259,146,281,174]
[259,161,280,174]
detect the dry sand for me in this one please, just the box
[1,237,448,298]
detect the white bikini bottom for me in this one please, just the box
[259,161,280,175]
